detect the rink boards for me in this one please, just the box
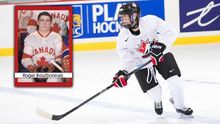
[0,0,220,56]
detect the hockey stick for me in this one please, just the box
[50,59,64,72]
[36,59,152,121]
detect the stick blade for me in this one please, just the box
[36,108,53,120]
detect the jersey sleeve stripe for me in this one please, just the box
[22,53,32,59]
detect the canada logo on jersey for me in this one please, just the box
[33,47,55,56]
[136,39,150,53]
[37,56,49,66]
[73,5,83,38]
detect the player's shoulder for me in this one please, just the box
[50,31,62,40]
[25,31,38,39]
[23,31,39,43]
[118,28,129,39]
[141,15,160,23]
[140,15,163,30]
[50,31,60,36]
[117,29,128,43]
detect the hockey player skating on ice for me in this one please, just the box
[21,11,63,82]
[112,2,193,116]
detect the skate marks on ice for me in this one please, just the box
[184,79,220,85]
[0,87,220,124]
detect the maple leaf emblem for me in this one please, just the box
[136,39,149,53]
[37,56,48,66]
[51,22,61,33]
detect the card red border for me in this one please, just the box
[14,5,73,87]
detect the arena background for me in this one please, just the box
[0,0,219,56]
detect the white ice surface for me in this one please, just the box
[0,43,220,124]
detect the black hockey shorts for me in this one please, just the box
[135,68,159,93]
[155,52,181,80]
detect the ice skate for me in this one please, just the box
[169,98,193,116]
[154,101,163,115]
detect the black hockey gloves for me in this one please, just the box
[113,70,128,88]
[150,42,166,65]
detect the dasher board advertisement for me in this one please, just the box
[73,0,165,39]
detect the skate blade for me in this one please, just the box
[178,113,194,119]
